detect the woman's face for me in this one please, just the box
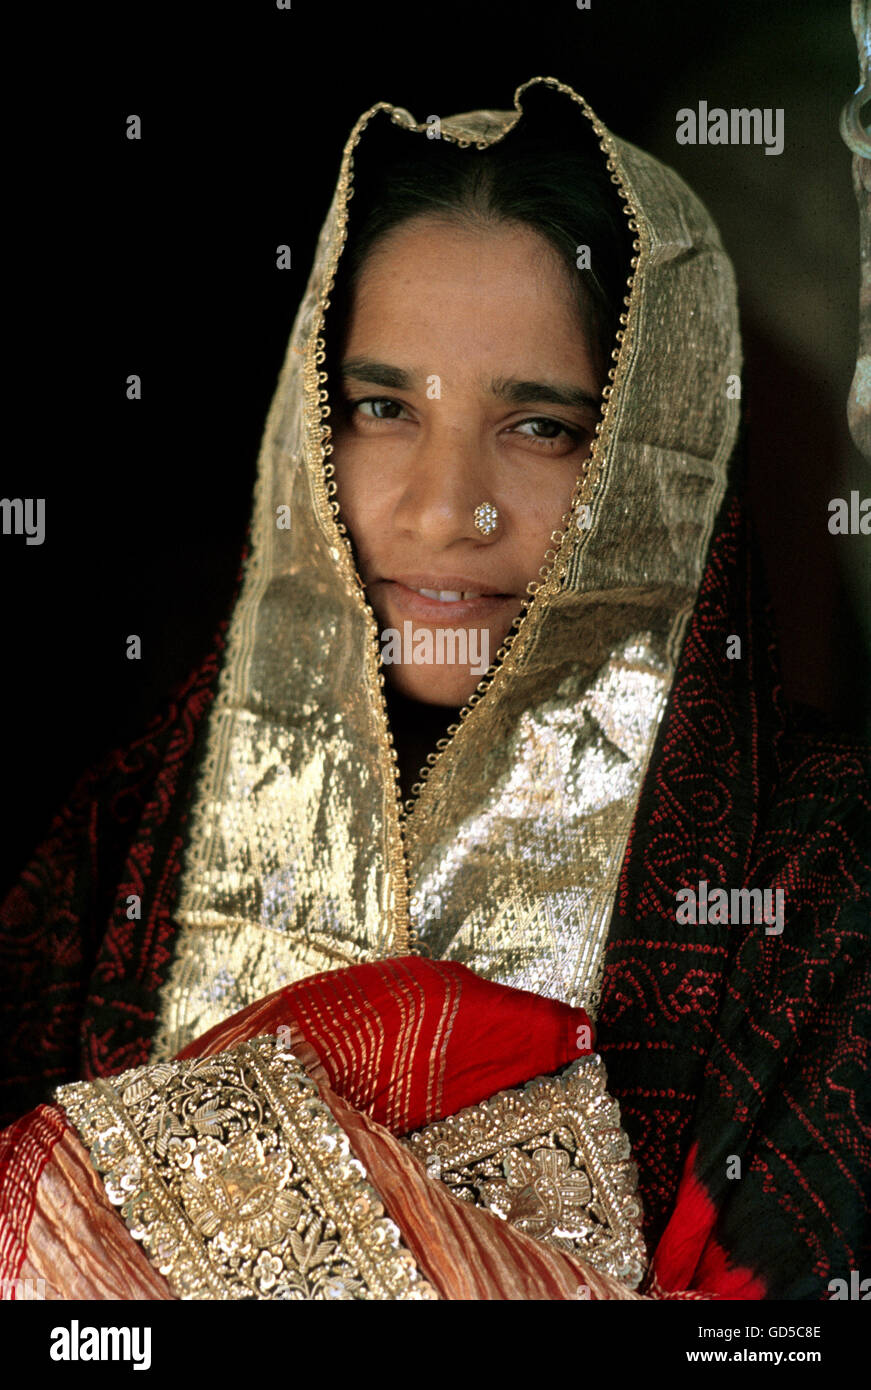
[330,215,604,706]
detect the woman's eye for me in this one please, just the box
[514,416,584,444]
[353,397,408,420]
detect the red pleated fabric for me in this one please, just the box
[0,1104,68,1288]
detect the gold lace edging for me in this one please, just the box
[55,1039,437,1301]
[404,1053,647,1288]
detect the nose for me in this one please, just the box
[392,418,497,547]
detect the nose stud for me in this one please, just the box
[474,502,499,536]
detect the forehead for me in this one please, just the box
[354,216,571,300]
[344,216,594,367]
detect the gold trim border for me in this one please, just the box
[56,1040,437,1301]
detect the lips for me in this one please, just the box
[378,578,518,624]
[387,575,510,599]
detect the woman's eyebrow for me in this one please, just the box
[340,358,601,413]
[489,376,601,412]
[341,358,412,389]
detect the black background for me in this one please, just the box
[3,0,869,889]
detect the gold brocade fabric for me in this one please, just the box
[54,1042,642,1300]
[55,1040,437,1300]
[404,1053,647,1288]
[152,76,741,1058]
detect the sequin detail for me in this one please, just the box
[56,1039,437,1300]
[405,1053,646,1288]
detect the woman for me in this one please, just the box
[0,76,868,1301]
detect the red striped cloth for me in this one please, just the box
[0,1103,68,1288]
[180,955,594,1134]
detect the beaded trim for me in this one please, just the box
[404,1053,647,1288]
[56,1039,437,1300]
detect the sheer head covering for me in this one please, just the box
[153,76,741,1058]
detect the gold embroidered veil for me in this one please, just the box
[152,75,741,1060]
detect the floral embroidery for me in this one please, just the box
[405,1053,647,1287]
[57,1040,437,1300]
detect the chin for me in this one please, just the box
[386,664,482,708]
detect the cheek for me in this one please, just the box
[331,434,387,556]
[510,466,579,561]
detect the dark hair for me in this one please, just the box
[325,115,633,383]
